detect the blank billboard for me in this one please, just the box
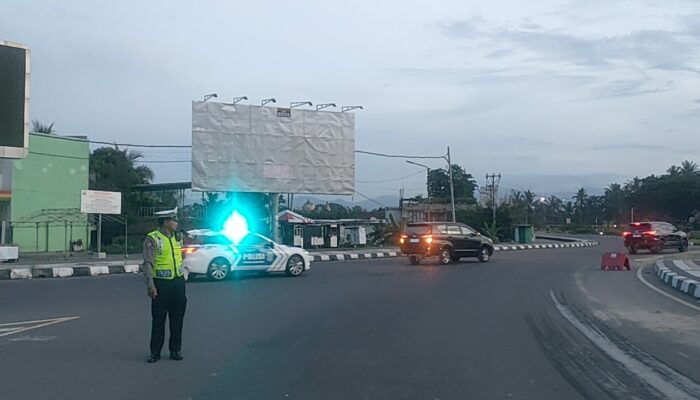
[0,40,30,159]
[192,101,355,194]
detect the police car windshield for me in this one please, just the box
[190,234,232,245]
[239,234,269,246]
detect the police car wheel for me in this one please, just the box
[285,255,305,277]
[207,258,230,281]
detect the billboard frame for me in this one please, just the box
[0,40,30,159]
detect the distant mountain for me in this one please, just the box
[287,195,399,211]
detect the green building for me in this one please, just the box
[8,133,90,252]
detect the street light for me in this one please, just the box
[261,98,276,106]
[316,103,336,111]
[406,160,432,221]
[203,93,218,102]
[290,101,313,109]
[341,105,364,112]
[231,96,248,104]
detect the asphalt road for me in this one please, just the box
[1,239,699,400]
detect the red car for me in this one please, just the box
[622,222,689,254]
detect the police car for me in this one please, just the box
[181,229,311,280]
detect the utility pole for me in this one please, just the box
[447,146,456,222]
[485,173,501,225]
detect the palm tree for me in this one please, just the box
[563,201,575,224]
[573,188,588,224]
[667,165,681,177]
[680,160,699,176]
[545,195,563,223]
[509,191,527,223]
[523,190,536,223]
[604,183,626,224]
[31,120,55,134]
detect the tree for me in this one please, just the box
[427,164,477,203]
[603,183,626,224]
[545,195,563,223]
[31,120,55,134]
[573,188,588,224]
[667,165,681,177]
[89,147,154,215]
[680,160,699,176]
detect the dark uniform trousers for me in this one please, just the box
[150,275,187,355]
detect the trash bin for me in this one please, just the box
[514,225,535,244]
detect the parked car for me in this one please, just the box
[182,229,312,280]
[622,222,689,254]
[399,222,494,265]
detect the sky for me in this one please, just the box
[2,0,700,204]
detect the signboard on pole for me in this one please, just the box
[0,40,30,159]
[191,101,355,194]
[80,190,121,215]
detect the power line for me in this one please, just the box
[353,190,389,208]
[136,160,191,164]
[355,149,445,159]
[29,151,89,160]
[356,170,425,183]
[77,137,446,160]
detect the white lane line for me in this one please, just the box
[550,290,700,399]
[672,260,700,278]
[0,316,80,338]
[637,265,700,312]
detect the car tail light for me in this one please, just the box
[399,234,407,244]
[182,247,198,257]
[423,235,433,244]
[643,230,657,236]
[622,231,632,237]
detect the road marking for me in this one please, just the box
[637,265,700,312]
[672,260,700,278]
[550,290,700,399]
[0,316,80,338]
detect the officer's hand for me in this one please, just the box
[148,287,158,299]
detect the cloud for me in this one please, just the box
[592,79,674,99]
[588,143,670,151]
[440,19,700,73]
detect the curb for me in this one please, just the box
[654,261,700,299]
[312,251,400,262]
[0,263,141,281]
[311,240,599,263]
[493,241,598,252]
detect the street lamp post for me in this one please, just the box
[341,106,364,112]
[316,103,336,111]
[290,101,313,109]
[406,160,431,221]
[447,146,456,222]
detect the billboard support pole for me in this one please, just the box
[97,213,102,255]
[125,217,128,258]
[270,193,280,242]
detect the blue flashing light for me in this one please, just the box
[223,210,249,245]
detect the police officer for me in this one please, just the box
[143,208,187,363]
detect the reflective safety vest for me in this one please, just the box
[148,230,183,279]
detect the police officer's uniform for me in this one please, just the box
[143,208,187,362]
